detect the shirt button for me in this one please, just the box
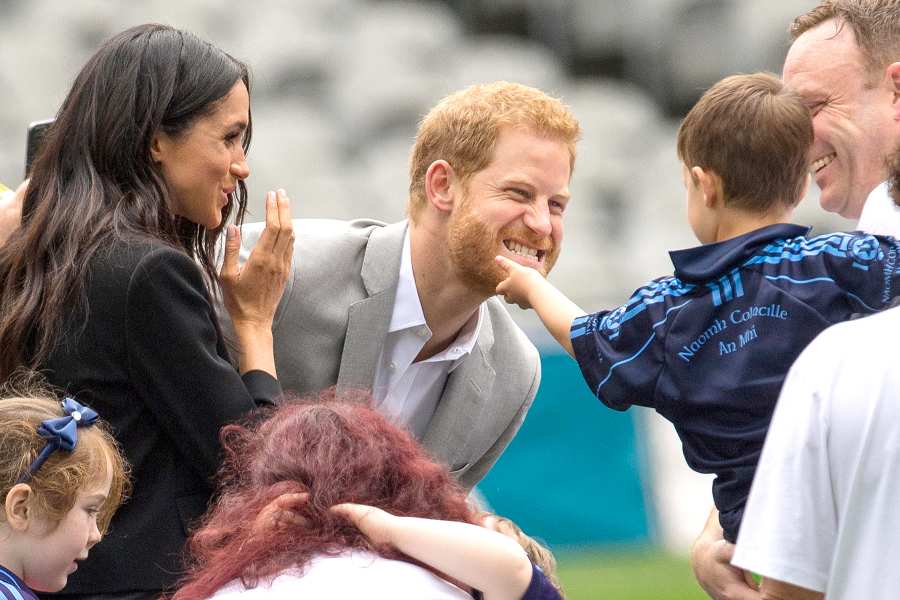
[417,327,429,338]
[389,361,397,370]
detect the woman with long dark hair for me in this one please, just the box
[173,395,479,600]
[0,24,293,599]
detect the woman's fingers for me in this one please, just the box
[273,190,294,257]
[219,224,241,281]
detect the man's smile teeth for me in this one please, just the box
[811,153,836,173]
[503,240,545,261]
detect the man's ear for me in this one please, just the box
[423,160,456,214]
[888,62,900,118]
[691,166,723,209]
[4,483,35,532]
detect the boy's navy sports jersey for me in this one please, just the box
[571,223,900,542]
[0,566,38,600]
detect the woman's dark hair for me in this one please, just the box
[171,391,478,600]
[0,23,252,379]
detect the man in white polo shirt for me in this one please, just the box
[783,0,900,235]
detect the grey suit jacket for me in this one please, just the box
[239,218,541,488]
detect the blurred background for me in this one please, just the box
[0,0,851,597]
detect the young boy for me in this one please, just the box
[496,72,900,543]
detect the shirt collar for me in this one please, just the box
[388,228,426,333]
[388,228,484,364]
[669,224,811,282]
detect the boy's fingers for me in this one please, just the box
[494,255,514,272]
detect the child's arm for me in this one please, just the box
[331,503,533,600]
[494,255,584,358]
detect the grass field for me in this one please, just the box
[556,549,707,599]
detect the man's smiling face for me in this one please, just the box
[447,127,571,296]
[783,18,898,220]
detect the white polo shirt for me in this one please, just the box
[733,306,900,598]
[372,230,483,438]
[857,180,900,236]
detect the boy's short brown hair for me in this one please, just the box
[676,72,813,212]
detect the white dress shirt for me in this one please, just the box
[372,229,483,438]
[857,180,900,236]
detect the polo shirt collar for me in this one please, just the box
[669,224,810,282]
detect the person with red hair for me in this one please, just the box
[172,393,480,600]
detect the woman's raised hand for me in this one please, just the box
[220,189,294,376]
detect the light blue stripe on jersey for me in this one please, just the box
[0,570,27,600]
[596,331,658,395]
[594,299,691,393]
[731,270,744,297]
[764,275,835,285]
[0,581,25,600]
[0,566,35,600]
[763,275,879,311]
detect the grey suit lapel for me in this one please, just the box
[336,221,408,393]
[421,309,496,470]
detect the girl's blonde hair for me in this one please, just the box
[0,380,129,533]
[487,514,564,595]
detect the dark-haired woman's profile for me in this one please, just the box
[0,23,293,600]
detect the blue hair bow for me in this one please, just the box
[17,398,99,484]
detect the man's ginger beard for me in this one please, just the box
[446,197,560,297]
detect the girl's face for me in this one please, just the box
[20,462,112,592]
[152,80,251,230]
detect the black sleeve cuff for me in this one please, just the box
[241,370,282,407]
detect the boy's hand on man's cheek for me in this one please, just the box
[494,255,543,309]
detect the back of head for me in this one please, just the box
[0,377,128,535]
[174,391,476,600]
[0,23,251,380]
[407,81,580,221]
[791,0,900,85]
[676,72,813,212]
[487,515,563,593]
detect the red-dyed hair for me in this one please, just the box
[172,391,477,600]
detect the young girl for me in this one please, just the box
[0,391,127,597]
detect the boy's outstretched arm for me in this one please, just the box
[495,255,585,358]
[331,503,533,600]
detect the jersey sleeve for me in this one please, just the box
[814,232,900,316]
[520,563,564,600]
[124,246,280,482]
[571,277,680,411]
